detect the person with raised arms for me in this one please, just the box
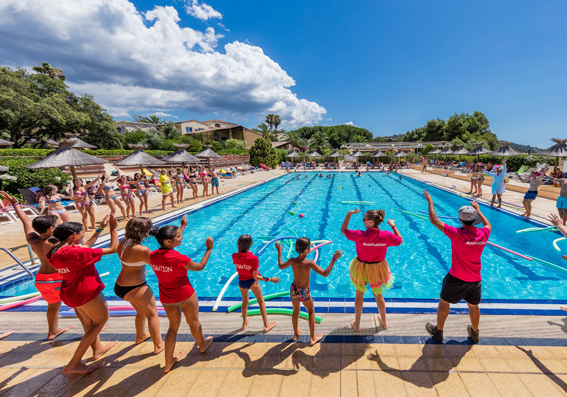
[485,158,507,208]
[341,208,402,331]
[47,214,120,374]
[422,190,491,343]
[522,166,549,218]
[149,215,214,373]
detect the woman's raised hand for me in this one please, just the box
[347,209,361,215]
[387,219,396,228]
[180,215,188,228]
[109,214,118,230]
[274,241,283,253]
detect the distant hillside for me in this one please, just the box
[508,142,542,153]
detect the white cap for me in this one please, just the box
[458,206,481,225]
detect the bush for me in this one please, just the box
[224,139,247,150]
[122,130,146,145]
[143,128,165,150]
[249,138,277,168]
[180,136,203,152]
[204,140,223,152]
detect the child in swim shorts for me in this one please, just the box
[232,234,280,332]
[275,237,342,346]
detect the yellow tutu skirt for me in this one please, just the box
[349,257,394,295]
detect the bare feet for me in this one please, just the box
[378,316,388,330]
[62,362,97,374]
[135,333,151,345]
[292,328,303,342]
[0,331,15,340]
[263,321,276,333]
[349,319,359,332]
[92,341,118,360]
[164,352,182,373]
[310,333,324,346]
[154,343,165,355]
[241,318,251,331]
[199,336,214,353]
[47,325,74,341]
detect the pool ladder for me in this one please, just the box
[0,247,35,279]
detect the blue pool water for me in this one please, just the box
[4,173,567,301]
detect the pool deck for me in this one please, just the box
[1,167,566,396]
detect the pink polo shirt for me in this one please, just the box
[444,224,490,282]
[344,228,402,262]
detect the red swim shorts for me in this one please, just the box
[34,273,63,304]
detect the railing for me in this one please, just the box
[0,248,35,279]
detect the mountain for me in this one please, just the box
[508,142,542,153]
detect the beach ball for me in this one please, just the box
[339,186,342,189]
[293,202,297,205]
[299,214,304,218]
[290,211,295,216]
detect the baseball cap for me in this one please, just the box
[458,206,481,225]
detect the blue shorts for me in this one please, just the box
[524,190,538,200]
[239,279,256,289]
[212,178,219,187]
[558,196,567,209]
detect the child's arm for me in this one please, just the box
[252,270,280,284]
[185,236,213,271]
[275,242,291,269]
[82,215,110,247]
[0,192,38,243]
[422,190,445,233]
[340,209,361,235]
[309,250,342,277]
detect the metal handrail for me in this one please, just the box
[0,248,35,279]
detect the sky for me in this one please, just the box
[0,0,565,146]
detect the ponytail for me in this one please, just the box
[365,210,385,227]
[49,222,83,245]
[150,225,178,249]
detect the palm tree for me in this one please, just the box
[133,115,165,124]
[273,115,282,130]
[253,123,271,139]
[311,131,330,150]
[265,114,275,130]
[32,62,66,81]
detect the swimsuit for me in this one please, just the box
[74,190,93,207]
[49,209,66,216]
[114,239,149,300]
[524,190,538,200]
[211,177,219,187]
[46,197,62,204]
[290,283,311,302]
[239,279,257,289]
[35,273,63,304]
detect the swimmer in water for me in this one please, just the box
[356,172,362,177]
[319,174,323,178]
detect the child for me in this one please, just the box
[149,215,214,373]
[275,238,342,345]
[159,169,176,211]
[233,235,280,332]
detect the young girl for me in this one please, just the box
[198,166,209,198]
[149,215,214,373]
[115,217,165,353]
[133,173,151,215]
[187,167,198,200]
[476,165,485,197]
[100,173,129,220]
[232,234,279,332]
[47,215,119,374]
[468,165,479,195]
[174,168,185,204]
[341,208,403,331]
[159,169,176,211]
[39,185,72,222]
[73,178,98,232]
[116,167,136,218]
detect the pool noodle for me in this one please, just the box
[0,292,41,305]
[501,200,524,208]
[310,241,332,253]
[526,255,567,275]
[61,310,167,317]
[246,308,322,324]
[100,272,110,277]
[418,211,459,220]
[394,209,428,220]
[256,236,298,255]
[553,237,566,252]
[68,305,165,312]
[486,242,533,261]
[286,228,298,259]
[516,226,558,234]
[0,295,42,312]
[227,291,289,312]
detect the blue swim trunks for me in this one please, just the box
[524,190,538,200]
[557,196,567,209]
[211,177,219,187]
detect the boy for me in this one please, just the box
[275,238,342,345]
[233,235,280,332]
[210,168,220,195]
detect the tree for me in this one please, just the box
[133,115,165,124]
[32,62,65,81]
[204,140,223,152]
[265,114,275,130]
[163,121,181,140]
[123,129,146,145]
[422,144,434,155]
[143,127,164,150]
[249,138,277,167]
[273,114,281,130]
[253,123,271,139]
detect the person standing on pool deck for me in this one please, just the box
[210,167,220,195]
[275,238,342,345]
[341,208,402,331]
[46,215,120,374]
[159,169,176,211]
[554,177,567,225]
[522,166,549,218]
[149,215,214,373]
[485,158,507,208]
[422,190,491,343]
[114,217,165,354]
[232,234,280,332]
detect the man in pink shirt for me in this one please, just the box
[422,190,491,343]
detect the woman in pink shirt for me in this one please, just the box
[341,209,403,331]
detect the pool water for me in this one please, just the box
[4,173,567,301]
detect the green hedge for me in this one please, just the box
[0,148,250,157]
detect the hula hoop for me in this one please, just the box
[0,295,42,312]
[486,242,533,261]
[418,211,458,219]
[526,255,567,274]
[212,272,238,312]
[256,236,298,256]
[246,308,322,324]
[394,209,427,220]
[227,291,289,313]
[554,237,566,252]
[0,292,40,305]
[516,226,558,234]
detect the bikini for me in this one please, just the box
[46,196,66,215]
[74,190,92,207]
[176,174,184,186]
[135,181,147,195]
[120,184,132,201]
[103,183,118,200]
[114,239,148,300]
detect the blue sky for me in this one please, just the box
[1,0,565,146]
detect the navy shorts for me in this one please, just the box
[239,279,256,289]
[524,190,538,200]
[440,273,482,305]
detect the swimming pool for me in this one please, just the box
[3,172,567,301]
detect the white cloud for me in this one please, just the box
[345,121,355,126]
[0,0,325,129]
[218,22,229,32]
[150,111,177,119]
[185,0,221,21]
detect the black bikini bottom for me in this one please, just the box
[114,281,148,300]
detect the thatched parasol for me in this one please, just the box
[0,165,8,172]
[469,142,491,162]
[162,143,201,174]
[429,148,441,154]
[286,150,300,167]
[328,150,342,158]
[440,147,454,161]
[307,151,322,164]
[371,150,386,158]
[114,144,166,174]
[394,150,407,158]
[194,146,222,170]
[0,139,14,146]
[536,138,567,171]
[45,139,60,148]
[489,142,520,157]
[27,146,107,178]
[60,133,97,149]
[453,146,470,161]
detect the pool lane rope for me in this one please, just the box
[394,209,428,220]
[212,236,299,312]
[554,237,566,252]
[246,308,322,324]
[516,226,559,234]
[486,241,533,261]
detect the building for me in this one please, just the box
[342,141,450,154]
[272,141,302,151]
[173,119,262,148]
[114,121,161,133]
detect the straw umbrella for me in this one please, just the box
[327,150,342,167]
[0,139,14,146]
[286,150,300,167]
[453,146,470,161]
[307,150,322,166]
[536,138,567,172]
[162,143,201,175]
[114,144,166,175]
[27,146,107,179]
[439,147,454,162]
[61,133,97,149]
[469,142,491,162]
[489,142,521,157]
[194,146,222,171]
